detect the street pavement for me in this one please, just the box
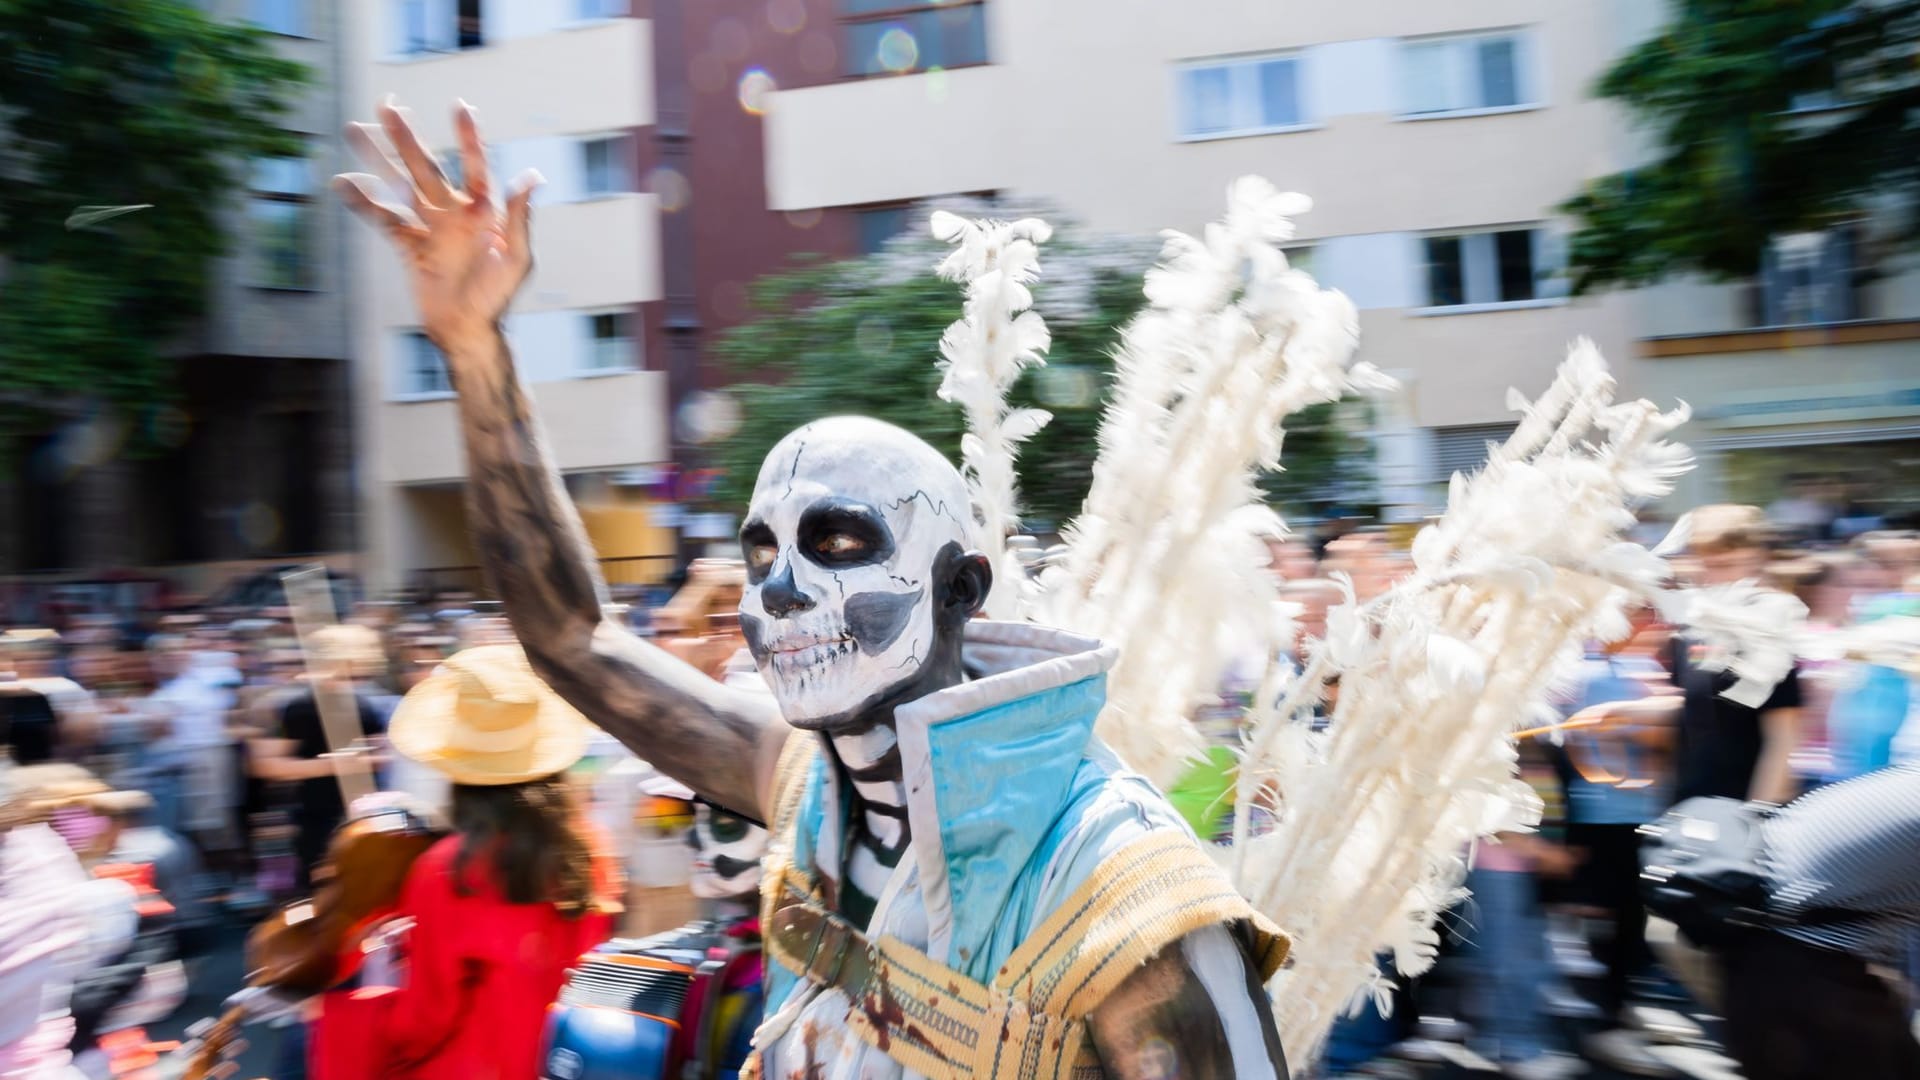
[145,928,285,1080]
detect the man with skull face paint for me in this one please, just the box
[337,98,1289,1079]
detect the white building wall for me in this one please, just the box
[343,1,663,590]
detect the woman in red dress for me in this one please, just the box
[311,645,620,1080]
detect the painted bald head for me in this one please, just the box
[737,417,989,730]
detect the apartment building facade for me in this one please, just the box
[0,0,359,585]
[758,1,1662,520]
[1629,208,1920,516]
[339,0,675,593]
[756,0,1920,527]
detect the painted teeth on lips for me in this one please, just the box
[769,637,856,668]
[769,633,851,654]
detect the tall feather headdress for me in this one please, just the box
[926,178,1804,1061]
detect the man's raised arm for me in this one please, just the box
[334,99,784,818]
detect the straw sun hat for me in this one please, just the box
[388,644,592,787]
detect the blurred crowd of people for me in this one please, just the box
[3,501,1919,1079]
[1261,507,1920,1080]
[0,562,765,1079]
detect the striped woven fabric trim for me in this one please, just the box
[759,733,823,931]
[996,829,1291,1020]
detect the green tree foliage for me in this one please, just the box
[0,0,307,432]
[1563,0,1919,293]
[706,224,1372,526]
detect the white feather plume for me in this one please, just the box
[930,211,1057,618]
[1235,343,1709,1058]
[917,185,1806,1068]
[1657,583,1809,707]
[1029,177,1383,787]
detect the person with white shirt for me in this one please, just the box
[142,639,241,854]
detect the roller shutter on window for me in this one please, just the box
[1429,423,1517,482]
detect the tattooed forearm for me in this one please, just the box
[444,329,784,818]
[451,332,606,638]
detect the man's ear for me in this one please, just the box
[934,543,993,625]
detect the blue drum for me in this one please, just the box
[542,924,761,1080]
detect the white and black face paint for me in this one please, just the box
[737,417,982,731]
[685,802,768,901]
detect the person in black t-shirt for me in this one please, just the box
[268,688,386,886]
[1671,505,1805,805]
[246,625,389,888]
[1667,635,1803,803]
[1569,505,1806,806]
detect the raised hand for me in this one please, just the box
[333,98,542,353]
[331,101,783,823]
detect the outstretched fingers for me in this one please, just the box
[454,100,492,210]
[333,173,427,244]
[344,122,416,205]
[503,168,544,269]
[378,98,456,208]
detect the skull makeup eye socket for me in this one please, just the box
[795,500,894,568]
[739,520,778,581]
[814,533,867,559]
[708,812,751,844]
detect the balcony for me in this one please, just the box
[373,17,654,145]
[370,193,661,324]
[379,369,669,485]
[764,65,1012,210]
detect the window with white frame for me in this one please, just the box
[1421,228,1562,309]
[251,0,305,35]
[1177,54,1304,139]
[400,332,453,396]
[397,0,483,55]
[584,311,637,371]
[576,0,624,18]
[249,153,313,289]
[581,135,633,197]
[1400,30,1531,117]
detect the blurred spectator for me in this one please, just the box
[1458,737,1586,1079]
[1556,615,1680,1069]
[1566,626,1674,1014]
[1322,530,1406,602]
[1280,578,1344,664]
[1670,505,1805,805]
[143,634,243,857]
[0,759,148,1080]
[246,625,387,889]
[1267,537,1321,581]
[653,559,749,682]
[0,630,101,766]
